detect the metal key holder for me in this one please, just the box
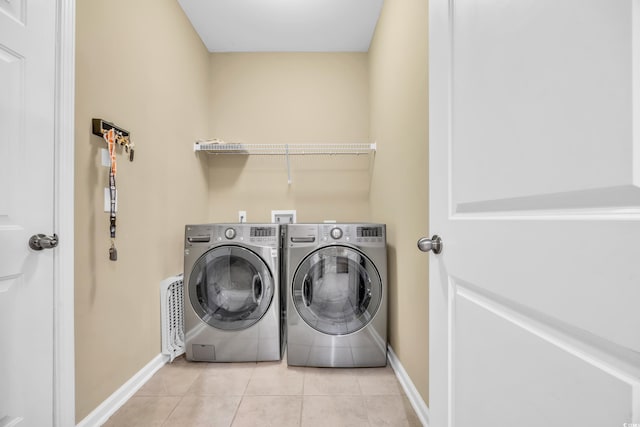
[92,118,135,161]
[92,118,134,261]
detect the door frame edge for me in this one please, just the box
[54,0,76,425]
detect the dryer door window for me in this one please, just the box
[189,245,274,331]
[292,246,382,335]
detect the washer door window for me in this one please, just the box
[189,245,274,331]
[292,246,382,335]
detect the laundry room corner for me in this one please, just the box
[368,0,430,407]
[73,0,210,421]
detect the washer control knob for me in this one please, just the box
[224,227,236,240]
[330,227,343,240]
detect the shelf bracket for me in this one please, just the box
[285,144,292,185]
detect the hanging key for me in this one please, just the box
[127,141,135,162]
[109,243,118,261]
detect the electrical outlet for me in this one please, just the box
[238,210,247,223]
[101,148,111,167]
[104,188,117,212]
[272,210,296,224]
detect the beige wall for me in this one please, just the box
[207,53,371,223]
[369,0,430,403]
[74,0,210,421]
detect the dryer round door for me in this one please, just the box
[189,245,274,331]
[292,245,382,336]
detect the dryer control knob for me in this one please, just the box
[225,228,236,240]
[330,227,343,240]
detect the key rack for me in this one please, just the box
[92,118,134,161]
[194,140,376,184]
[92,118,135,261]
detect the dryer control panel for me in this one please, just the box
[319,223,386,246]
[356,225,385,244]
[287,223,386,247]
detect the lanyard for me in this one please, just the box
[104,129,118,260]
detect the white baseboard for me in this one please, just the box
[76,354,169,427]
[388,346,430,427]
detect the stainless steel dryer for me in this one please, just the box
[284,223,387,367]
[183,223,282,362]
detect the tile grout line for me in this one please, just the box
[299,393,305,427]
[159,393,187,427]
[357,374,374,427]
[159,364,204,427]
[232,361,268,427]
[299,365,306,426]
[228,395,245,427]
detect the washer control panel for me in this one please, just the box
[224,227,236,240]
[185,223,280,247]
[248,226,278,244]
[330,227,343,240]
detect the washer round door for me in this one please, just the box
[189,245,274,331]
[292,245,382,335]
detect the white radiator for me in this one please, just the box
[160,274,185,362]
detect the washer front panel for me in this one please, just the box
[292,245,382,336]
[189,245,274,331]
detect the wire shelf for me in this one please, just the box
[194,142,376,155]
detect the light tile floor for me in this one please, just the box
[103,355,422,427]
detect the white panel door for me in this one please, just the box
[0,1,57,426]
[428,1,640,426]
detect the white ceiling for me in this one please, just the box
[177,0,384,52]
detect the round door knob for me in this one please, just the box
[29,233,59,251]
[417,235,442,254]
[224,228,236,240]
[330,227,343,239]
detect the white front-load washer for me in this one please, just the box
[183,223,283,362]
[284,223,388,367]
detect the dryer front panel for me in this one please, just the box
[292,245,382,336]
[189,245,274,331]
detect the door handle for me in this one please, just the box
[29,233,59,251]
[417,235,442,254]
[302,276,313,307]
